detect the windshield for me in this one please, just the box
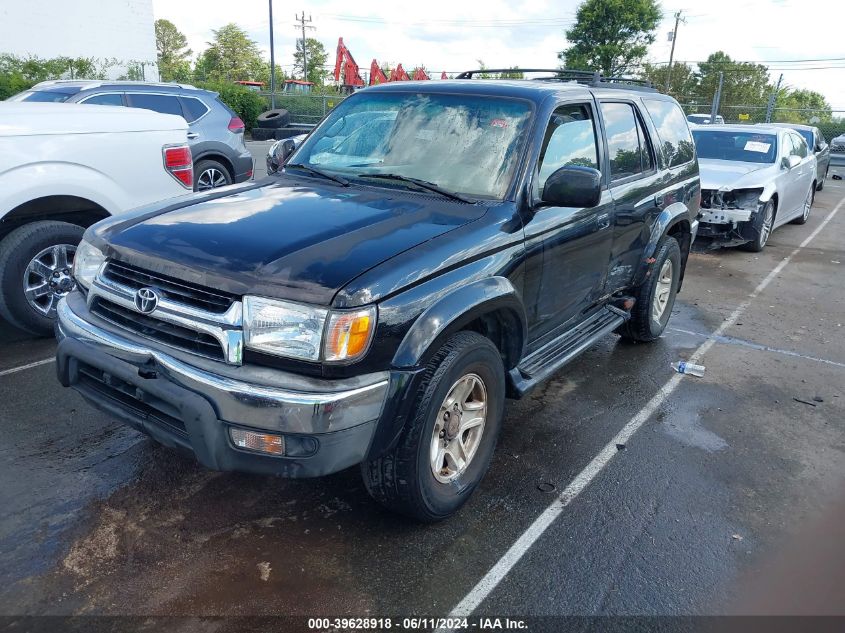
[290,92,533,199]
[692,130,777,164]
[7,90,72,103]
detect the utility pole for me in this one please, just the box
[709,72,724,123]
[294,12,314,82]
[664,10,685,94]
[269,0,276,108]
[765,73,784,123]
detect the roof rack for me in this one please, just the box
[33,79,198,90]
[454,68,657,92]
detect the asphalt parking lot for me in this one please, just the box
[1,172,844,624]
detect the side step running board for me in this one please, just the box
[508,306,628,398]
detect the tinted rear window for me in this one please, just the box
[126,93,184,118]
[643,99,695,167]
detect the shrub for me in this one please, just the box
[196,81,265,129]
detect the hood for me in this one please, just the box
[698,158,775,191]
[96,178,485,305]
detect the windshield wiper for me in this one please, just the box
[286,163,350,186]
[356,173,474,203]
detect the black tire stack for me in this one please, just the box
[251,109,290,141]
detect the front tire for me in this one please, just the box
[0,221,84,335]
[741,200,775,252]
[619,236,681,342]
[361,331,505,522]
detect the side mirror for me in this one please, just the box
[781,155,801,170]
[274,138,296,165]
[541,165,602,208]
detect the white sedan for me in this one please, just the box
[691,124,817,251]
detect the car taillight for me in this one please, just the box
[163,144,193,189]
[228,116,245,133]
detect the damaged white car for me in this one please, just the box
[691,125,817,251]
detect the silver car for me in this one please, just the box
[692,125,817,251]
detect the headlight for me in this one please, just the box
[243,296,376,362]
[72,240,105,290]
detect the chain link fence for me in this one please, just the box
[257,92,347,125]
[680,102,845,143]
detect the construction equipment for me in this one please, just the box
[334,37,365,93]
[333,38,437,88]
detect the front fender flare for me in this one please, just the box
[392,276,526,369]
[635,202,692,287]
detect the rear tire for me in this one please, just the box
[619,236,681,342]
[0,221,84,336]
[361,331,505,522]
[791,185,813,225]
[194,159,232,192]
[817,168,827,191]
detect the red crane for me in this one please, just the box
[369,60,389,86]
[412,67,430,81]
[334,37,365,92]
[389,63,411,82]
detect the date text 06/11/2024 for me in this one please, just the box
[306,617,529,630]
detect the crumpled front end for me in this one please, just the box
[696,188,765,248]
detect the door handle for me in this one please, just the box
[187,132,199,140]
[597,213,611,230]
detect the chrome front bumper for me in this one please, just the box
[55,294,389,435]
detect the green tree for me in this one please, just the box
[695,52,771,109]
[774,88,833,124]
[560,0,661,76]
[499,66,524,79]
[641,62,698,100]
[155,19,192,82]
[293,38,329,85]
[195,23,264,82]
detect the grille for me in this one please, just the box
[76,362,187,436]
[91,297,225,361]
[103,261,233,313]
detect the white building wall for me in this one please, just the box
[0,0,157,80]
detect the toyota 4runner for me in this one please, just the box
[55,70,700,521]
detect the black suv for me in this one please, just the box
[55,71,700,521]
[10,80,253,191]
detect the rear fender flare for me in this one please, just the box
[392,276,527,369]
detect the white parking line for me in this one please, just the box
[438,194,845,625]
[0,357,55,377]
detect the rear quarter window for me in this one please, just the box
[643,99,696,168]
[126,93,184,118]
[180,97,210,122]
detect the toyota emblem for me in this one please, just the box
[134,287,159,314]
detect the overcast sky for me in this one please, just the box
[152,0,845,110]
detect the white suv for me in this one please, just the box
[0,102,192,334]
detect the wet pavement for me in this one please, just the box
[1,183,844,622]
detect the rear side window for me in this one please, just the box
[600,102,652,182]
[180,97,210,122]
[537,104,599,193]
[81,93,124,106]
[643,99,696,167]
[126,93,184,118]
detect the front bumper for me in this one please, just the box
[695,205,763,249]
[55,294,390,477]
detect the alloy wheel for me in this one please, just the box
[196,168,228,190]
[430,373,488,483]
[760,203,774,247]
[652,259,673,322]
[23,244,76,318]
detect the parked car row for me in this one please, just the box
[9,80,253,192]
[0,72,834,522]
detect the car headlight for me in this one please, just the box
[243,296,376,362]
[72,240,105,290]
